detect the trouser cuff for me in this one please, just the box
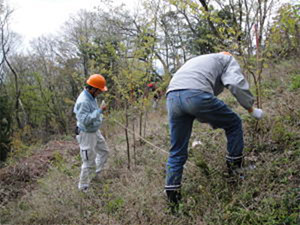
[226,154,244,162]
[165,184,181,191]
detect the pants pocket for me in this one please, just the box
[81,149,89,161]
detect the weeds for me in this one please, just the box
[1,60,300,224]
[289,73,300,91]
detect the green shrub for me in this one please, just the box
[105,197,125,214]
[0,94,12,164]
[289,74,300,91]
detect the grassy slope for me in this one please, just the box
[0,60,299,225]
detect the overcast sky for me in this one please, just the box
[7,0,297,49]
[8,0,139,47]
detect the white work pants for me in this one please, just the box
[76,130,109,190]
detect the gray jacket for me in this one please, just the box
[74,89,103,133]
[167,53,254,110]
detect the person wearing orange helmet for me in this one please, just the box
[147,82,161,109]
[73,74,109,192]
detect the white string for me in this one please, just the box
[110,118,197,168]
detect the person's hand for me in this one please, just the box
[100,100,107,111]
[249,108,264,120]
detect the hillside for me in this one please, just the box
[0,60,299,225]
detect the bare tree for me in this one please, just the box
[62,9,98,77]
[0,5,24,128]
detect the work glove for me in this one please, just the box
[100,100,107,111]
[251,108,264,120]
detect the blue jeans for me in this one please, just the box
[165,89,244,190]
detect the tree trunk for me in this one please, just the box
[125,103,131,170]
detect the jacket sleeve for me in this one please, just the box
[75,101,103,126]
[221,56,254,110]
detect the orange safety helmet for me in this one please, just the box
[147,83,154,88]
[220,51,232,56]
[86,74,108,92]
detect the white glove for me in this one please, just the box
[251,108,264,120]
[100,100,107,111]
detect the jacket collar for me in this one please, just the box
[83,89,95,101]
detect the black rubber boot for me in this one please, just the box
[165,190,181,214]
[226,155,244,179]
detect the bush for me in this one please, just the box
[289,74,300,91]
[0,94,12,164]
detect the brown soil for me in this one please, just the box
[0,140,78,207]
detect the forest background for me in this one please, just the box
[0,0,299,224]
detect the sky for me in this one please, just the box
[8,0,139,48]
[7,0,297,50]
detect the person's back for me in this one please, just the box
[168,53,253,110]
[167,53,228,95]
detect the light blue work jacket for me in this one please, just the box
[73,89,103,133]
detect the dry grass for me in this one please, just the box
[0,59,299,225]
